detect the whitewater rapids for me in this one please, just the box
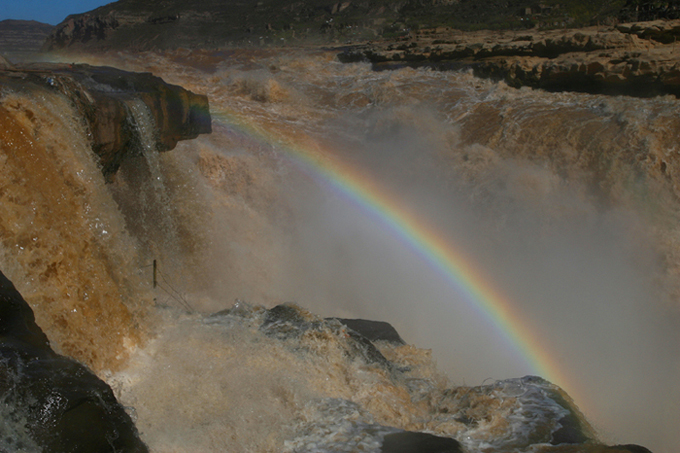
[1,48,678,452]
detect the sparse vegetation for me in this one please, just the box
[42,0,680,50]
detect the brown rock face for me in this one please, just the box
[617,19,680,43]
[340,19,680,98]
[0,63,211,176]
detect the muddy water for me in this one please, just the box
[2,48,679,451]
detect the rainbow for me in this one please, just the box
[210,108,583,405]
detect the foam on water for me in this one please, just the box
[106,302,593,452]
[0,397,40,453]
[9,49,680,451]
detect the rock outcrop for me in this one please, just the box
[331,318,406,345]
[0,53,12,69]
[0,63,211,176]
[258,303,395,369]
[207,301,654,453]
[0,269,148,452]
[339,19,680,97]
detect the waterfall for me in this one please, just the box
[0,86,148,371]
[120,99,183,275]
[1,48,678,452]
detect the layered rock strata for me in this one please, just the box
[0,63,211,176]
[339,19,680,97]
[0,20,54,55]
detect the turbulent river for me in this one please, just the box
[1,48,679,452]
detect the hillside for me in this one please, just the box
[0,20,54,59]
[42,0,680,51]
[43,0,401,50]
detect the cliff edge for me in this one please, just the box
[0,63,212,176]
[339,19,680,97]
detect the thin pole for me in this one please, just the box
[153,259,157,288]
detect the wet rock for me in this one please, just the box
[0,63,211,176]
[534,443,655,453]
[606,445,654,453]
[260,302,316,340]
[0,269,50,352]
[617,20,680,44]
[0,270,148,452]
[381,431,462,453]
[440,376,597,449]
[330,318,406,345]
[260,303,393,369]
[342,324,395,368]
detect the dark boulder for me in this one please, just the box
[330,318,406,345]
[606,445,654,453]
[381,431,462,453]
[260,303,394,369]
[0,270,148,452]
[0,270,50,352]
[0,62,211,177]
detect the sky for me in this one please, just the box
[0,0,114,25]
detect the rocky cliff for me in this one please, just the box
[0,62,211,177]
[339,19,680,97]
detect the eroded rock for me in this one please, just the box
[260,303,394,369]
[340,20,680,98]
[331,318,406,345]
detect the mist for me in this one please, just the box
[68,51,680,451]
[260,106,680,450]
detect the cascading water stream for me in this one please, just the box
[0,86,148,371]
[125,100,165,186]
[123,99,181,251]
[3,49,679,452]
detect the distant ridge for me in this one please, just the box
[41,0,678,51]
[0,20,54,55]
